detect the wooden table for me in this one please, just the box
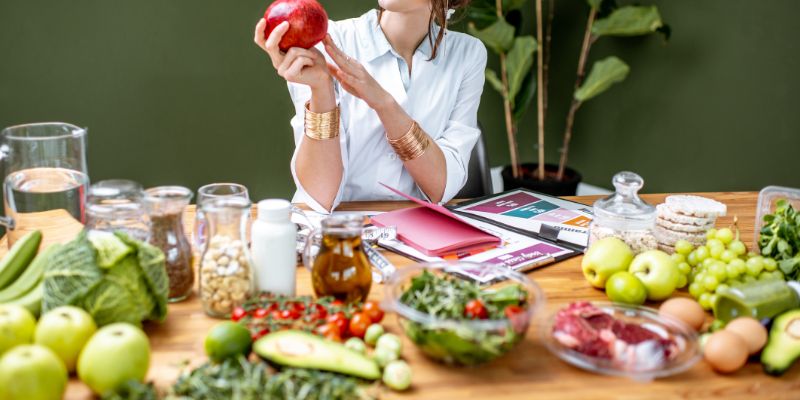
[44,193,799,399]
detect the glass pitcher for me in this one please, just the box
[0,122,89,246]
[198,197,254,318]
[144,186,194,302]
[303,214,372,303]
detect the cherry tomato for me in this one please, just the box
[253,308,269,319]
[464,299,488,319]
[504,305,528,334]
[362,301,384,323]
[231,307,248,322]
[348,312,372,338]
[315,322,342,342]
[270,310,282,320]
[326,312,349,336]
[331,299,344,308]
[309,304,328,320]
[251,328,270,341]
[280,309,300,320]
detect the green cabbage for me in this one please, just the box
[42,230,169,326]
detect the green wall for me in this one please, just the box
[0,0,798,203]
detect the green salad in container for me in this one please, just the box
[385,262,543,366]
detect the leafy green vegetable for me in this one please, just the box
[759,199,800,280]
[42,231,169,327]
[398,270,528,365]
[102,380,159,400]
[168,357,374,400]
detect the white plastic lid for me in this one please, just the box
[257,199,292,222]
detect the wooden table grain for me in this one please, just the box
[35,193,798,399]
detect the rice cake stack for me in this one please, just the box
[655,195,727,253]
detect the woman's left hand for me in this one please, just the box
[323,36,394,111]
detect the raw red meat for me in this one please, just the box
[552,302,678,368]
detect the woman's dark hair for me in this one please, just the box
[379,0,471,61]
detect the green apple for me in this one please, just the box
[0,304,36,356]
[628,250,680,301]
[0,344,67,400]
[77,322,150,395]
[605,271,647,305]
[581,237,634,289]
[35,306,97,372]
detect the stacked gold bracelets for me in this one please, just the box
[304,101,340,140]
[388,121,430,161]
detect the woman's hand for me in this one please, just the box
[254,19,332,91]
[323,36,394,111]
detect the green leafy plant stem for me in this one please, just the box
[556,6,597,181]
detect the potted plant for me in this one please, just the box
[468,0,668,196]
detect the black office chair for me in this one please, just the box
[455,130,492,199]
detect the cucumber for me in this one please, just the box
[0,231,42,289]
[5,281,43,317]
[0,244,59,302]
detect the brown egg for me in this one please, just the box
[725,317,768,355]
[659,298,706,331]
[704,330,749,373]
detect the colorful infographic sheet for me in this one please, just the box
[452,190,593,248]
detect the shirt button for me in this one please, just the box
[388,153,397,161]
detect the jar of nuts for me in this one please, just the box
[198,197,253,318]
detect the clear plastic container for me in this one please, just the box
[754,186,800,249]
[588,172,657,253]
[86,179,148,241]
[540,302,701,381]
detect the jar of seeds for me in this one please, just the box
[588,172,658,254]
[198,197,253,318]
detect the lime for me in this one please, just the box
[204,322,253,362]
[604,271,647,305]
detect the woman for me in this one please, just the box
[254,0,486,213]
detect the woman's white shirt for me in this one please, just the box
[287,9,487,214]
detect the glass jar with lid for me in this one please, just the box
[86,179,148,241]
[589,172,658,253]
[198,197,254,318]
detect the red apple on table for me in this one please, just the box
[264,0,329,51]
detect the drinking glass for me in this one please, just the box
[86,179,148,241]
[194,183,249,251]
[0,122,89,246]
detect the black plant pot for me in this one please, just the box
[501,163,582,196]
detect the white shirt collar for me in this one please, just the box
[358,9,443,65]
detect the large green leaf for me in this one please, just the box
[574,56,629,102]
[513,73,536,122]
[468,18,515,54]
[506,36,537,106]
[592,5,663,36]
[485,69,504,95]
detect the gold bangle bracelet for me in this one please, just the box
[388,121,430,161]
[304,101,340,140]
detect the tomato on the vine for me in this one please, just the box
[326,312,349,336]
[362,301,384,323]
[331,299,344,308]
[280,309,300,320]
[270,310,282,320]
[464,299,488,319]
[348,312,372,338]
[231,307,248,322]
[309,304,328,320]
[253,308,269,319]
[251,328,270,341]
[315,322,342,342]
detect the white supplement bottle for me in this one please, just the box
[251,199,297,296]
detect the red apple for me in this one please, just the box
[264,0,329,51]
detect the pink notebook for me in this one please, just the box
[370,185,501,257]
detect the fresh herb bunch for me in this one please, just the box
[399,270,527,320]
[168,356,373,400]
[102,380,159,400]
[759,199,800,280]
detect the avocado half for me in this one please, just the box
[254,330,381,380]
[761,309,800,376]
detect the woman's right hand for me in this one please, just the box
[254,18,332,91]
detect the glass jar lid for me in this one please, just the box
[593,172,656,230]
